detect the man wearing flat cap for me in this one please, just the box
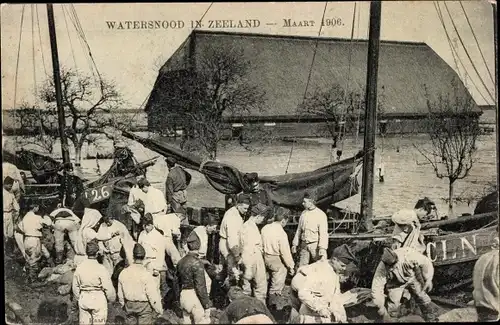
[219,193,251,283]
[292,191,329,268]
[118,243,163,325]
[289,244,362,323]
[177,230,212,324]
[3,176,20,256]
[72,239,116,325]
[371,246,436,322]
[242,172,273,211]
[138,178,168,219]
[238,202,270,304]
[165,156,191,216]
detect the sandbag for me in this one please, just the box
[57,284,72,296]
[438,307,478,322]
[46,273,63,283]
[53,270,74,285]
[38,267,55,279]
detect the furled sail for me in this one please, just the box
[122,131,363,210]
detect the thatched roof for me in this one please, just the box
[147,30,478,117]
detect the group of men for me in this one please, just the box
[3,157,499,324]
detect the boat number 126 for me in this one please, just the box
[84,186,110,202]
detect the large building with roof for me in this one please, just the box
[145,30,481,138]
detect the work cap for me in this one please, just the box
[86,239,100,257]
[391,209,418,226]
[244,172,259,184]
[331,244,358,265]
[250,203,271,217]
[186,231,201,251]
[133,243,146,259]
[380,247,399,266]
[3,176,15,186]
[166,157,177,165]
[142,213,154,226]
[274,206,290,222]
[237,193,252,206]
[137,178,150,188]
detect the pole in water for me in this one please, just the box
[360,0,382,232]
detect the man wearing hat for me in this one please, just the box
[3,176,20,256]
[292,191,329,268]
[3,161,25,202]
[165,156,191,216]
[177,230,212,324]
[219,286,276,324]
[118,243,163,325]
[98,214,135,275]
[138,178,168,219]
[371,246,437,322]
[15,200,53,284]
[243,172,273,211]
[138,213,169,302]
[289,244,359,323]
[391,209,425,253]
[238,202,270,304]
[72,239,116,325]
[261,206,295,298]
[219,193,251,283]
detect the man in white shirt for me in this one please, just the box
[3,162,25,202]
[50,207,81,265]
[371,247,436,322]
[138,178,167,218]
[219,193,251,283]
[261,207,295,297]
[292,191,329,268]
[3,176,20,256]
[138,213,169,304]
[117,243,163,325]
[16,200,53,284]
[72,239,116,325]
[473,244,499,322]
[239,203,269,304]
[98,215,135,275]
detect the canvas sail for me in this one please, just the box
[122,131,363,210]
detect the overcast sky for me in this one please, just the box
[1,1,496,111]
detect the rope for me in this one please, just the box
[61,5,78,71]
[13,5,26,112]
[31,5,37,104]
[443,2,495,102]
[459,1,495,85]
[433,1,492,105]
[354,2,362,147]
[35,5,48,77]
[284,1,329,174]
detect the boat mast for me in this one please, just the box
[47,4,72,202]
[493,1,499,214]
[360,0,382,232]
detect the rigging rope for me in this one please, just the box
[31,5,37,104]
[284,1,329,174]
[443,2,495,102]
[13,5,26,113]
[35,4,48,77]
[433,1,492,105]
[354,2,362,147]
[61,5,79,71]
[459,1,495,85]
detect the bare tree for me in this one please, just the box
[39,68,126,166]
[161,45,266,160]
[14,102,58,154]
[414,81,482,217]
[299,84,386,146]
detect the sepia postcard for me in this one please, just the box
[2,1,498,324]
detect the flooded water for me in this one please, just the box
[5,132,497,217]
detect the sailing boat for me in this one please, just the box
[119,1,498,294]
[5,4,159,215]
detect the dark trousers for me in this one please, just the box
[476,307,499,322]
[124,301,156,325]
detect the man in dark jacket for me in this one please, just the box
[177,230,212,324]
[243,173,273,213]
[219,286,275,324]
[165,157,191,217]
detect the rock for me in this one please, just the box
[438,307,478,322]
